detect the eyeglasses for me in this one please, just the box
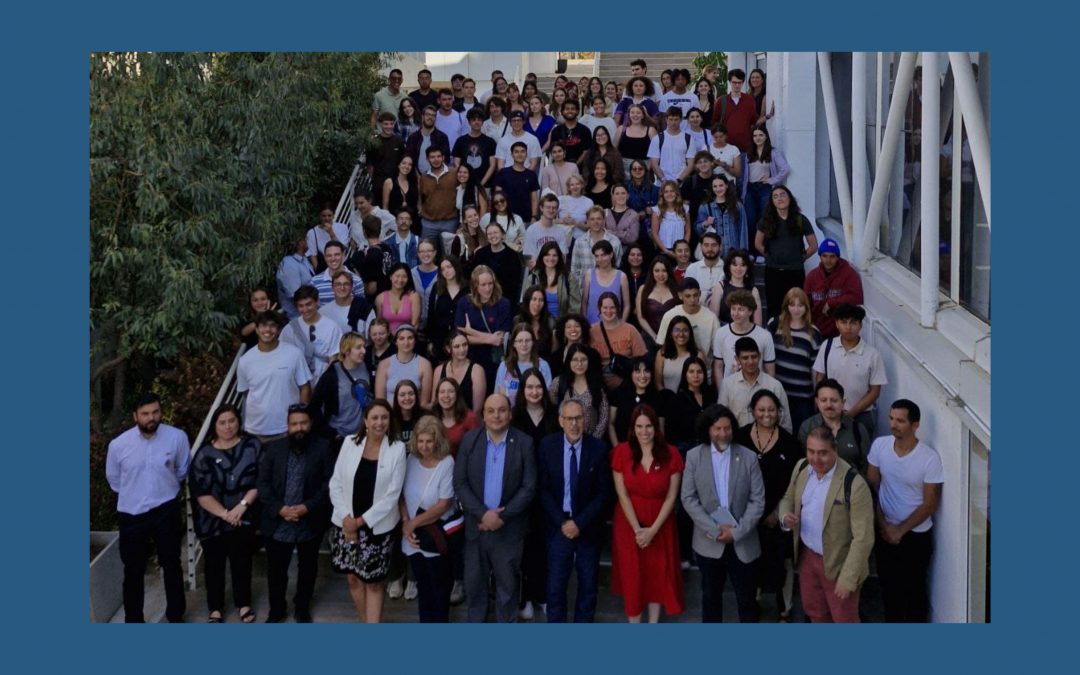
[288,403,310,413]
[309,324,316,342]
[560,415,584,424]
[332,281,352,288]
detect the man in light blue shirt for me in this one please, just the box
[454,394,536,622]
[105,392,191,622]
[276,232,314,319]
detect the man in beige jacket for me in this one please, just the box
[778,426,874,622]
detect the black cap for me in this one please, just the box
[508,110,525,119]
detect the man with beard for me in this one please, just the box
[803,238,864,339]
[237,311,312,443]
[685,232,726,306]
[549,99,592,166]
[405,105,451,176]
[106,392,191,622]
[257,404,334,623]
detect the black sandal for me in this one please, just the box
[208,612,224,623]
[239,607,256,623]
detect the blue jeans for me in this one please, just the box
[545,530,602,623]
[745,181,773,244]
[421,218,458,255]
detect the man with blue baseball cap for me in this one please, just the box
[804,238,863,338]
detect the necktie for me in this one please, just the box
[569,444,578,513]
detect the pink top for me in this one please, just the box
[381,291,415,333]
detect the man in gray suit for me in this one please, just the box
[681,404,765,622]
[453,394,537,622]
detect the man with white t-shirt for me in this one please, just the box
[648,107,696,184]
[712,289,776,384]
[685,232,725,304]
[350,191,396,246]
[281,285,344,383]
[434,88,467,151]
[658,69,696,128]
[495,111,543,172]
[867,399,944,623]
[522,193,572,269]
[237,311,312,442]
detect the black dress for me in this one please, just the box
[734,423,801,598]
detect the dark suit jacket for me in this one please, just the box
[453,426,536,542]
[256,436,334,536]
[537,433,613,542]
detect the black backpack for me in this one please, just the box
[797,459,859,506]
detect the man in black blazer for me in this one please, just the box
[257,405,333,623]
[537,399,613,622]
[453,394,537,622]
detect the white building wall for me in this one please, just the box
[753,51,990,623]
[385,52,558,86]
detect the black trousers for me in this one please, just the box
[876,528,934,622]
[201,527,257,613]
[265,536,321,618]
[408,553,452,623]
[521,506,548,605]
[118,499,186,623]
[697,546,759,623]
[764,266,806,322]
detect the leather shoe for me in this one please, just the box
[294,609,313,623]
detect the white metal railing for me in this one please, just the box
[184,344,247,590]
[184,156,368,590]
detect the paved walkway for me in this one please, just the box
[111,550,883,624]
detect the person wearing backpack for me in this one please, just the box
[647,107,696,185]
[797,378,870,473]
[778,426,874,623]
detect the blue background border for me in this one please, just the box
[5,0,1063,672]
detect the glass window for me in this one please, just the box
[967,432,990,623]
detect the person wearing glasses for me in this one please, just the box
[281,285,343,383]
[536,399,613,622]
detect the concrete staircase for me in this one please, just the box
[597,51,703,85]
[530,52,703,95]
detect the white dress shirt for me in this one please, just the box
[798,464,836,555]
[709,443,732,509]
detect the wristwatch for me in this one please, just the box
[239,499,249,508]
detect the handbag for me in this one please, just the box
[338,362,369,407]
[599,322,633,379]
[477,304,507,365]
[412,469,464,556]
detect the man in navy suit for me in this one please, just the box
[537,400,614,622]
[454,394,537,622]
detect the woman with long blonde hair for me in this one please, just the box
[767,286,821,431]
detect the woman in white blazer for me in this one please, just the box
[329,398,408,623]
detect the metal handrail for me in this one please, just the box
[183,156,369,590]
[184,344,247,590]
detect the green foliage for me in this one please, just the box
[693,52,729,96]
[90,52,385,421]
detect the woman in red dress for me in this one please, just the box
[610,403,685,622]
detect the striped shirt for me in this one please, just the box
[768,319,822,401]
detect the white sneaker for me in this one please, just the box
[449,580,465,605]
[404,580,418,600]
[387,578,404,599]
[681,560,691,570]
[518,601,534,621]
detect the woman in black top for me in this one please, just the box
[608,356,665,446]
[425,256,466,363]
[754,185,818,322]
[189,404,262,623]
[733,389,801,621]
[663,356,716,454]
[364,318,397,376]
[383,154,418,217]
[239,287,276,350]
[510,367,559,618]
